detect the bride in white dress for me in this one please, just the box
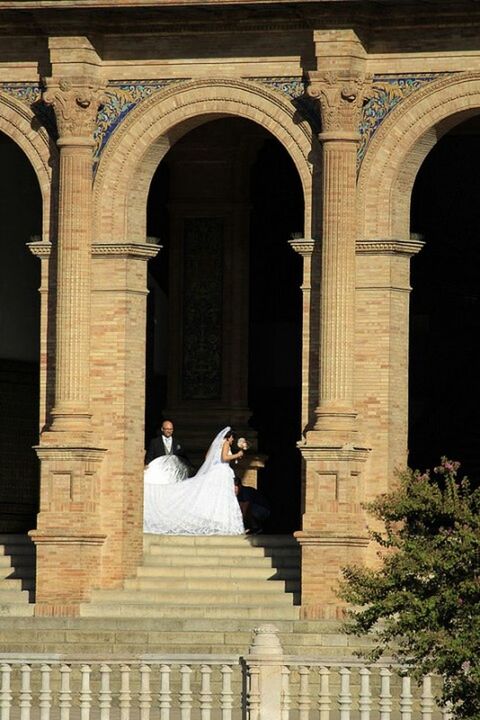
[143,426,245,535]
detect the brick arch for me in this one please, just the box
[357,73,480,240]
[0,92,54,241]
[93,79,317,243]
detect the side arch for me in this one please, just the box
[93,78,317,243]
[0,92,54,242]
[357,72,480,240]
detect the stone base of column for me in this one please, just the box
[296,442,370,619]
[31,533,106,616]
[295,532,369,619]
[32,443,106,615]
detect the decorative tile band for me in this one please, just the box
[358,73,450,166]
[1,74,451,171]
[94,80,185,162]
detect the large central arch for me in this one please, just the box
[357,72,480,240]
[93,78,317,243]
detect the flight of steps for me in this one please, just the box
[0,533,35,616]
[79,534,302,651]
[0,534,359,657]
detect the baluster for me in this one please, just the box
[359,668,371,720]
[0,664,12,720]
[298,666,311,720]
[80,665,92,720]
[139,665,152,720]
[220,665,233,720]
[39,664,52,720]
[338,668,352,720]
[199,665,212,720]
[247,666,260,720]
[99,665,112,720]
[119,665,131,720]
[159,665,171,720]
[281,666,291,720]
[400,675,413,720]
[59,665,72,720]
[420,675,434,720]
[318,667,331,720]
[179,666,193,720]
[442,701,454,720]
[379,668,392,720]
[19,665,32,720]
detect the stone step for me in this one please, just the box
[0,545,35,557]
[0,557,35,572]
[0,534,34,545]
[143,553,297,568]
[0,588,31,602]
[0,603,34,617]
[124,577,300,593]
[80,602,300,620]
[135,564,299,580]
[90,587,296,605]
[147,544,299,558]
[0,614,338,634]
[144,534,298,548]
[0,577,35,591]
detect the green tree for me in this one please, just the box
[340,458,480,719]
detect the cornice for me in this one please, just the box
[289,238,316,256]
[27,240,51,258]
[356,238,425,256]
[92,242,162,259]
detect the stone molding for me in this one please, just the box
[92,242,162,259]
[288,238,316,256]
[356,238,425,256]
[27,240,52,258]
[295,531,370,548]
[298,444,371,463]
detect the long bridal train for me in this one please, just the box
[143,426,245,535]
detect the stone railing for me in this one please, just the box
[0,626,448,719]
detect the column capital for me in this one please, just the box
[307,71,371,137]
[43,76,106,143]
[288,237,316,257]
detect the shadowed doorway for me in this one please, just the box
[145,117,304,531]
[0,131,41,531]
[410,115,480,479]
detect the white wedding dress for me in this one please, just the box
[143,426,245,535]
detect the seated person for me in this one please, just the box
[234,477,271,534]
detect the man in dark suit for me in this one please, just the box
[145,420,189,467]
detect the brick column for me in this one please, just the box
[295,30,371,619]
[30,38,107,616]
[355,237,424,564]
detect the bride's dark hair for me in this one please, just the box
[224,428,235,440]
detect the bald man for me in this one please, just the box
[145,420,189,466]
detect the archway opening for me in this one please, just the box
[145,116,304,531]
[0,130,42,531]
[409,114,480,477]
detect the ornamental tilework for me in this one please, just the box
[1,75,450,170]
[94,80,184,163]
[358,74,449,166]
[0,82,58,139]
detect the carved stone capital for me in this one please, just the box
[288,238,316,257]
[43,76,107,142]
[307,71,371,137]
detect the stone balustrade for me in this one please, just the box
[0,626,448,720]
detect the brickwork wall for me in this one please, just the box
[1,11,480,613]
